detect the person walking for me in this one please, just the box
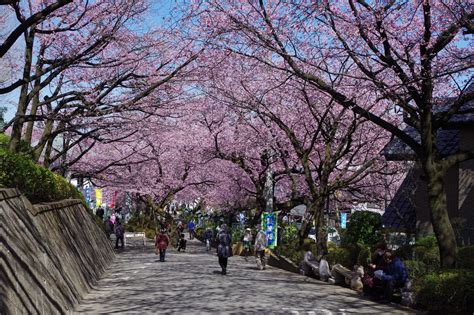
[96,207,104,221]
[217,224,232,275]
[105,216,114,240]
[242,228,253,260]
[204,228,213,251]
[188,220,196,240]
[254,226,268,270]
[155,229,170,262]
[110,211,116,225]
[114,219,125,249]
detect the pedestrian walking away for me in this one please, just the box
[155,229,170,262]
[204,228,213,251]
[96,207,104,221]
[114,219,125,249]
[216,224,232,275]
[188,220,196,240]
[105,216,114,240]
[254,226,268,270]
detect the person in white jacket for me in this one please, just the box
[254,226,268,270]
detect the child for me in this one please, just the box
[177,233,187,252]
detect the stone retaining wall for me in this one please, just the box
[0,188,115,315]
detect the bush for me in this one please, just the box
[457,246,474,270]
[327,246,353,268]
[230,227,243,244]
[0,147,84,203]
[0,134,34,159]
[357,246,371,267]
[280,224,299,245]
[273,238,315,264]
[404,260,430,280]
[414,269,474,313]
[341,211,383,247]
[413,235,440,267]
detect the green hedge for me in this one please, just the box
[341,211,383,247]
[457,246,474,270]
[327,244,353,267]
[0,133,34,159]
[0,147,84,203]
[414,269,474,313]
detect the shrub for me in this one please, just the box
[357,246,371,267]
[341,211,383,247]
[404,260,430,280]
[280,224,299,245]
[0,133,35,159]
[231,227,243,244]
[327,246,353,268]
[457,246,474,270]
[413,235,440,267]
[414,269,474,313]
[0,148,84,203]
[273,238,314,264]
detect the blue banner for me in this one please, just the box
[262,212,278,249]
[341,213,347,229]
[84,186,91,207]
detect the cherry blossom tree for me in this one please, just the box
[191,0,473,267]
[196,50,394,253]
[3,0,201,169]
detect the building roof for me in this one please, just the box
[381,167,417,231]
[382,81,474,161]
[382,127,460,160]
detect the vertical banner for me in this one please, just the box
[110,191,118,209]
[84,186,91,207]
[341,213,347,229]
[124,192,132,216]
[95,189,102,207]
[262,212,278,249]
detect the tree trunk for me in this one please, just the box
[314,199,328,256]
[24,45,45,145]
[424,162,457,268]
[9,26,36,152]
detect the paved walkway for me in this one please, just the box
[73,239,415,314]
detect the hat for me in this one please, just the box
[245,228,251,231]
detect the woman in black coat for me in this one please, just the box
[217,224,232,275]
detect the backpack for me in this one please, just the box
[115,225,124,237]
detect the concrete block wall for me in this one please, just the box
[0,189,115,314]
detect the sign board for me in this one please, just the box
[341,213,347,229]
[262,212,278,249]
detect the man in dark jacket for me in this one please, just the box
[217,224,232,275]
[375,251,408,303]
[114,219,125,249]
[96,207,104,221]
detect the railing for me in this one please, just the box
[124,232,146,247]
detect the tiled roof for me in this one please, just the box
[381,167,417,231]
[382,81,473,160]
[382,127,459,161]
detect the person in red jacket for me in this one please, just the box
[155,229,170,262]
